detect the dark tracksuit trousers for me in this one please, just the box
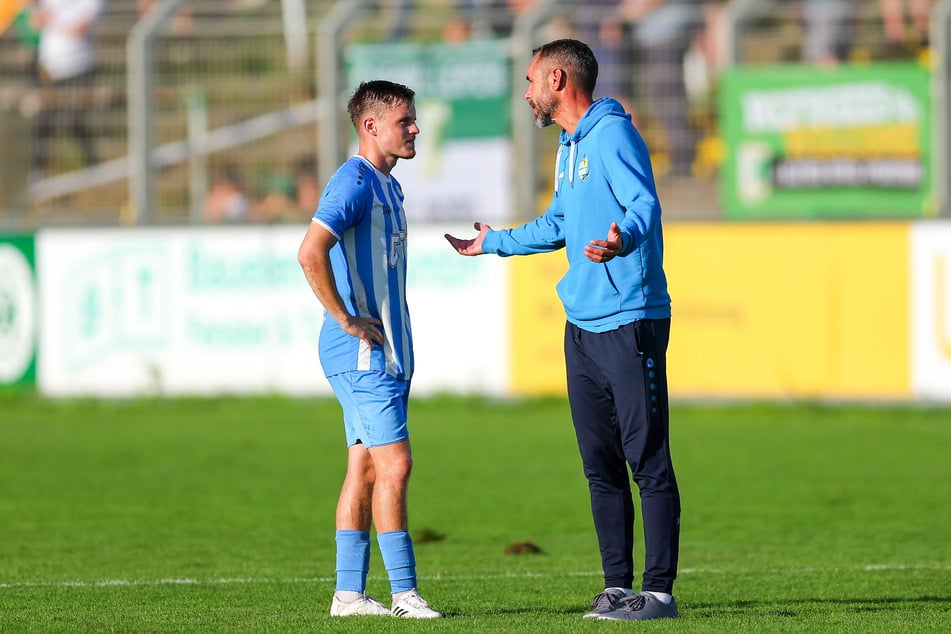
[33,70,98,174]
[565,318,681,593]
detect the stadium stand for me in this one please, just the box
[0,0,939,227]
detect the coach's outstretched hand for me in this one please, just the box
[584,221,623,264]
[445,222,491,256]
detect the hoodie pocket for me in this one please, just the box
[556,262,622,321]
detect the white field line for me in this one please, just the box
[1,564,947,591]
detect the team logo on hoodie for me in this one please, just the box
[578,156,589,182]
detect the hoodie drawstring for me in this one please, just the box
[554,141,577,194]
[568,141,576,188]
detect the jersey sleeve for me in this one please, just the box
[313,161,372,239]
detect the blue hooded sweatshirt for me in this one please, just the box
[482,97,671,332]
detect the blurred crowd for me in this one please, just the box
[0,0,937,224]
[202,156,320,225]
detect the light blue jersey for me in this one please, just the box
[313,156,413,380]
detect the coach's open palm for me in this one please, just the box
[445,222,491,256]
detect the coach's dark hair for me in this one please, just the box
[347,80,416,128]
[533,39,598,96]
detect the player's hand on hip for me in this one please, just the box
[342,315,385,347]
[585,221,623,263]
[445,222,490,256]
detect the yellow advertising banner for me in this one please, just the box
[510,222,910,400]
[665,222,909,399]
[510,250,568,395]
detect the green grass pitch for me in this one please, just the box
[1,394,949,632]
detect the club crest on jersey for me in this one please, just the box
[578,156,590,182]
[382,206,391,215]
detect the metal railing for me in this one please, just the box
[1,0,947,226]
[932,0,951,216]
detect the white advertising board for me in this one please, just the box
[391,138,513,223]
[37,226,507,397]
[911,223,951,400]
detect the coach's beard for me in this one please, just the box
[530,100,556,128]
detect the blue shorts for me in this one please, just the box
[327,371,410,448]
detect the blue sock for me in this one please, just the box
[377,530,417,594]
[335,529,370,593]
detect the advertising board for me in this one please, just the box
[911,224,951,400]
[720,63,933,219]
[0,234,37,388]
[36,226,506,397]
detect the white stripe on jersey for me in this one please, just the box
[340,226,374,372]
[343,158,411,378]
[376,176,412,378]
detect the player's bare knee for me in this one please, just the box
[376,454,412,484]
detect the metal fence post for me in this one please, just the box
[723,0,760,67]
[510,0,563,221]
[317,0,370,190]
[186,87,208,225]
[933,0,951,217]
[127,0,185,225]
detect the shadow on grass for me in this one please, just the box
[688,595,951,618]
[447,595,951,620]
[446,604,592,618]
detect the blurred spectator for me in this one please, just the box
[10,5,40,77]
[620,0,708,179]
[204,163,250,224]
[294,157,321,217]
[251,169,297,223]
[29,0,103,180]
[802,0,854,66]
[574,1,635,112]
[464,0,538,39]
[442,14,473,43]
[879,0,930,57]
[389,0,539,41]
[249,157,320,224]
[685,0,727,97]
[137,0,193,33]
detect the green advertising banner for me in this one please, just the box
[719,63,933,219]
[0,234,37,388]
[345,39,510,139]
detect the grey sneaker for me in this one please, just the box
[329,592,391,617]
[582,588,629,618]
[597,592,679,621]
